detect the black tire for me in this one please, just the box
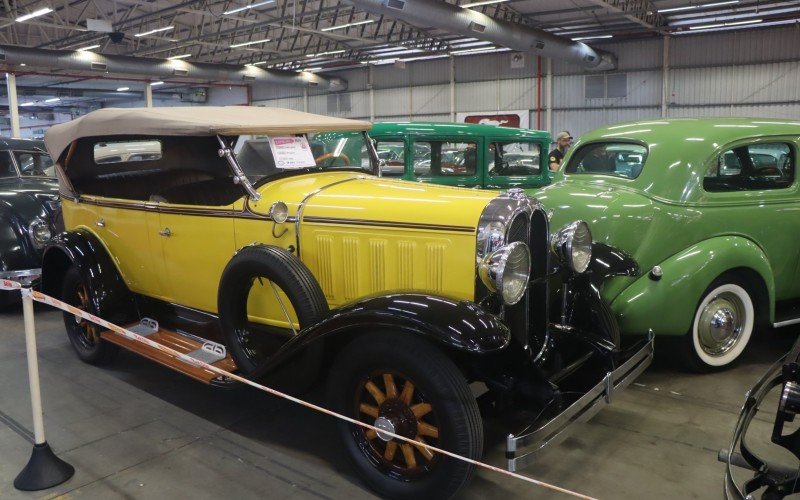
[61,266,119,365]
[218,245,329,378]
[681,275,755,372]
[328,332,483,500]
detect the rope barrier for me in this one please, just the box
[1,280,596,499]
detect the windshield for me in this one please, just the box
[233,131,375,184]
[565,142,648,179]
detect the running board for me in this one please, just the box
[100,318,238,385]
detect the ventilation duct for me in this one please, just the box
[346,0,616,71]
[0,45,347,91]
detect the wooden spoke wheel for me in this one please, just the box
[61,267,118,365]
[354,370,441,477]
[328,332,483,500]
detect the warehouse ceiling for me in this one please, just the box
[0,0,797,112]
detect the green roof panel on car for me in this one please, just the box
[370,121,549,140]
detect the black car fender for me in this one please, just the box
[0,206,34,271]
[41,229,136,320]
[258,293,511,390]
[588,242,639,291]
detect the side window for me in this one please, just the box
[413,141,477,178]
[0,151,15,178]
[489,142,542,177]
[704,142,794,192]
[14,151,55,177]
[376,140,405,178]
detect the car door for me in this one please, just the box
[484,138,549,189]
[411,137,484,188]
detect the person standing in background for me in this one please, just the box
[548,131,573,171]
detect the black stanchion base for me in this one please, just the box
[14,441,74,491]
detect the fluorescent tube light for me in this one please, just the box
[45,98,60,103]
[450,46,511,55]
[168,53,192,59]
[461,0,508,8]
[134,26,174,37]
[659,1,738,13]
[20,102,35,106]
[77,44,101,51]
[571,35,613,41]
[302,67,322,72]
[306,49,345,58]
[230,38,271,48]
[689,18,761,29]
[16,8,53,22]
[150,81,165,86]
[321,19,374,32]
[223,1,274,15]
[116,87,130,91]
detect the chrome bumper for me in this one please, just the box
[0,268,41,287]
[506,331,654,472]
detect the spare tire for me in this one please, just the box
[218,245,329,379]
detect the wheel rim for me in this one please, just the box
[235,278,297,369]
[69,283,99,349]
[353,370,441,480]
[697,291,745,357]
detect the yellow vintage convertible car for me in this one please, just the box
[40,106,652,499]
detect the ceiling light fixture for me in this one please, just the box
[658,0,738,13]
[461,0,509,8]
[571,35,614,41]
[168,53,192,59]
[16,7,53,22]
[77,44,101,51]
[321,19,374,32]
[306,49,346,58]
[150,81,165,86]
[302,67,322,72]
[20,102,35,106]
[116,87,130,91]
[223,0,274,15]
[134,26,174,37]
[450,46,511,55]
[230,38,271,48]
[689,18,762,29]
[45,97,60,103]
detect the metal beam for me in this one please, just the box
[583,0,664,32]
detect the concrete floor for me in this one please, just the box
[1,304,798,499]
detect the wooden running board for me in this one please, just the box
[101,325,238,384]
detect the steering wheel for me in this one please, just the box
[315,152,351,167]
[752,166,782,178]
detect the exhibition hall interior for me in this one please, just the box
[1,0,800,498]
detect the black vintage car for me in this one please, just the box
[0,138,61,306]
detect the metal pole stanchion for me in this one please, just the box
[13,289,74,491]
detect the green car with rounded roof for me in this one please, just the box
[369,122,551,188]
[534,117,800,370]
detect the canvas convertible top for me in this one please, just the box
[44,106,372,161]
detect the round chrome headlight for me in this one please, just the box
[268,201,289,224]
[28,218,52,247]
[552,221,592,274]
[478,241,531,305]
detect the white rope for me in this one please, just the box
[1,281,596,499]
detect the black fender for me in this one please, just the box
[41,229,136,320]
[588,242,639,291]
[0,205,39,272]
[259,293,511,390]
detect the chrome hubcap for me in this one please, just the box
[374,416,396,442]
[698,292,745,357]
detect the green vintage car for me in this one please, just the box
[370,122,551,188]
[535,118,800,370]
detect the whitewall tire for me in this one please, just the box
[687,282,754,370]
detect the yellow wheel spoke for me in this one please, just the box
[399,380,414,405]
[411,403,432,419]
[383,373,398,399]
[359,403,379,418]
[365,381,386,405]
[414,438,434,461]
[400,443,417,468]
[417,422,439,439]
[384,441,398,461]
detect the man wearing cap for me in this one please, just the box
[548,131,573,171]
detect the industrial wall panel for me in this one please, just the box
[499,78,537,111]
[373,64,411,89]
[552,70,662,109]
[252,96,304,110]
[670,62,800,106]
[374,87,411,118]
[410,113,451,123]
[671,26,800,68]
[410,59,450,86]
[251,84,304,101]
[411,84,450,115]
[552,107,661,140]
[455,53,503,82]
[455,81,501,112]
[669,103,800,120]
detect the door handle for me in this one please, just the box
[159,227,172,237]
[95,218,105,227]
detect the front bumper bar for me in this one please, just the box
[506,330,654,472]
[0,268,41,287]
